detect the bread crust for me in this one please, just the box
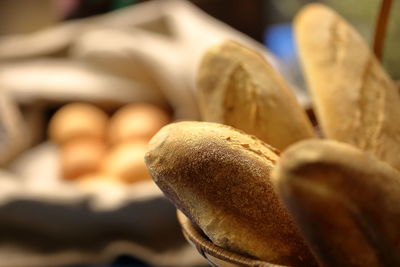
[197,41,315,150]
[273,139,400,266]
[295,4,400,170]
[145,121,316,266]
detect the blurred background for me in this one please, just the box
[2,0,398,77]
[0,0,398,266]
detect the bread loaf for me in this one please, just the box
[295,4,400,170]
[197,41,315,151]
[273,139,400,266]
[145,121,317,266]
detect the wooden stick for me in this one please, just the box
[373,0,393,61]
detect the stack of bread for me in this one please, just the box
[145,3,400,267]
[48,102,169,188]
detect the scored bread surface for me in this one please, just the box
[295,4,400,170]
[145,121,316,267]
[197,41,315,150]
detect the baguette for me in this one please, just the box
[295,4,400,170]
[197,41,315,150]
[273,139,400,266]
[145,121,317,266]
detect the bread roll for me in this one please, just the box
[295,4,400,170]
[145,121,317,266]
[49,103,108,144]
[197,40,315,150]
[103,141,150,184]
[273,139,400,266]
[61,138,107,180]
[108,103,169,144]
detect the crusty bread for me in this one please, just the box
[145,121,317,266]
[273,139,400,266]
[197,41,315,151]
[295,4,400,170]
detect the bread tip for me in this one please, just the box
[273,140,336,182]
[145,121,190,168]
[206,40,241,53]
[294,3,335,27]
[147,123,170,151]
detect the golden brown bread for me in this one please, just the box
[197,41,315,151]
[103,141,151,184]
[108,103,169,144]
[273,139,400,266]
[48,103,108,144]
[295,4,400,170]
[145,121,317,266]
[61,138,107,180]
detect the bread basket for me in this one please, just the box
[176,211,287,267]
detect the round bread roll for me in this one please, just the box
[108,103,169,144]
[145,121,317,267]
[103,141,151,184]
[61,138,107,180]
[48,103,108,144]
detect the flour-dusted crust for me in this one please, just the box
[273,139,400,266]
[295,4,400,170]
[197,41,315,151]
[145,121,317,266]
